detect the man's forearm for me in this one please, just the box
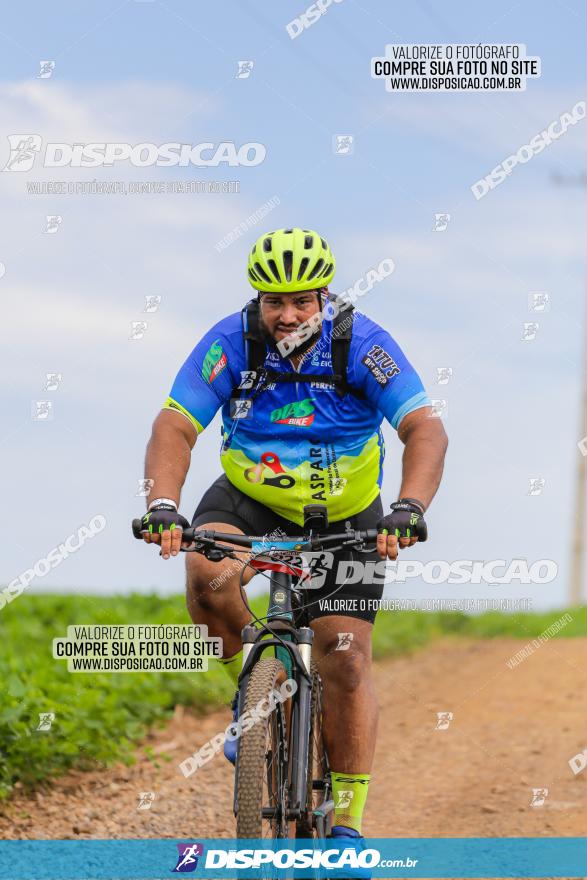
[397,421,448,511]
[144,422,194,509]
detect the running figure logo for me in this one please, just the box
[333,135,354,155]
[173,843,204,872]
[3,134,42,171]
[435,711,453,730]
[236,61,254,78]
[530,788,548,807]
[335,632,354,651]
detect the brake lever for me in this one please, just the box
[204,547,236,562]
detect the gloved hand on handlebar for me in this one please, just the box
[376,497,428,561]
[140,500,191,560]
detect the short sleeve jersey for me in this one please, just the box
[164,309,431,526]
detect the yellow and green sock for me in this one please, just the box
[331,772,371,834]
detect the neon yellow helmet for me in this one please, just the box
[247,228,336,292]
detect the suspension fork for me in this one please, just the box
[233,571,315,818]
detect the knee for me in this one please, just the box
[185,557,226,613]
[322,645,371,693]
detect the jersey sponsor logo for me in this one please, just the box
[361,343,401,386]
[310,350,332,368]
[309,445,326,500]
[202,340,227,384]
[166,399,183,414]
[270,398,315,427]
[244,451,295,490]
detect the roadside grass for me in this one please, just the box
[1,593,584,799]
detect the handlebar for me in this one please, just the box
[131,519,380,552]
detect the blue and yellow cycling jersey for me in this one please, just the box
[164,309,431,525]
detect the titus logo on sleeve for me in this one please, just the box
[361,344,401,386]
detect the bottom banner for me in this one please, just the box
[0,837,586,879]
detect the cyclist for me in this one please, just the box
[139,227,448,842]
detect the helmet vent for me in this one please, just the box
[283,250,293,282]
[304,234,314,249]
[253,262,271,284]
[297,257,309,280]
[267,259,282,282]
[283,228,293,234]
[263,237,272,253]
[320,238,327,249]
[248,268,259,282]
[307,258,325,280]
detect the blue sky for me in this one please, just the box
[2,0,587,608]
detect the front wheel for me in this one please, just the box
[236,657,290,839]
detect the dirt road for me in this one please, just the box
[1,637,586,842]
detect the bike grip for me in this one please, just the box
[132,519,144,539]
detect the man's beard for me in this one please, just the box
[259,291,325,358]
[259,314,323,358]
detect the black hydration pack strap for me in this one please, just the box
[234,295,365,400]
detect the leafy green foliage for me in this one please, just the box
[0,592,266,799]
[1,592,583,799]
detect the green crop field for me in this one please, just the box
[1,592,585,799]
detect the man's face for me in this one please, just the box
[259,289,324,343]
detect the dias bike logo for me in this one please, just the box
[2,135,266,171]
[201,341,228,384]
[270,398,316,427]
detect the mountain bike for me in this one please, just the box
[133,504,378,840]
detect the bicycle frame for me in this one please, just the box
[232,568,316,823]
[131,512,378,832]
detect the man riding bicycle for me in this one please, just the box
[139,227,448,842]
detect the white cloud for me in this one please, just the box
[0,79,220,146]
[361,88,587,162]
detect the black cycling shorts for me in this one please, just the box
[191,474,385,624]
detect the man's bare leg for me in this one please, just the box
[185,522,256,659]
[311,615,378,832]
